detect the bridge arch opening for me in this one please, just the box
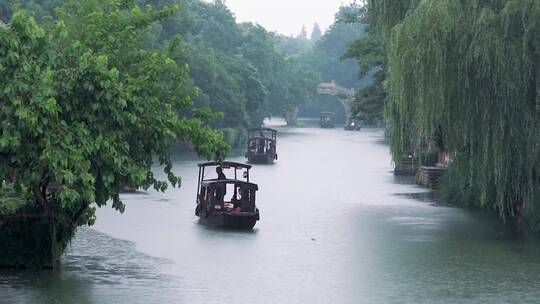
[285,82,355,126]
[298,95,347,124]
[317,81,355,124]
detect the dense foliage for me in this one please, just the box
[281,3,370,122]
[370,0,540,225]
[2,0,319,135]
[0,0,227,227]
[344,20,386,124]
[307,5,367,89]
[150,0,318,126]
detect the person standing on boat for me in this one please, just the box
[215,167,227,202]
[216,167,226,180]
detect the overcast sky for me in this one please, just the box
[215,0,355,37]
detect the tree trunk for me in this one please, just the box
[32,186,50,215]
[285,107,299,126]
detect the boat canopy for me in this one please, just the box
[197,161,252,197]
[247,137,275,142]
[200,179,258,190]
[320,111,336,116]
[248,127,277,133]
[248,128,277,141]
[198,161,252,170]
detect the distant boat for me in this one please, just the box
[344,119,361,131]
[120,185,139,193]
[320,112,336,128]
[245,128,278,164]
[195,162,260,229]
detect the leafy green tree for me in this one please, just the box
[343,10,386,124]
[311,22,322,41]
[281,58,319,113]
[306,3,367,89]
[182,43,252,128]
[180,0,241,53]
[173,6,318,126]
[298,25,307,40]
[9,0,322,134]
[0,0,227,226]
[1,0,63,21]
[145,1,270,130]
[289,3,366,121]
[278,34,312,57]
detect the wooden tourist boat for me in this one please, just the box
[320,112,336,128]
[245,128,277,164]
[344,119,361,131]
[195,162,260,229]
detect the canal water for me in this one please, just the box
[3,119,540,304]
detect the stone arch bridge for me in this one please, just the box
[285,81,356,126]
[317,81,355,121]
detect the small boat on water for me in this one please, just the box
[195,162,260,229]
[320,112,336,128]
[245,128,277,164]
[344,119,361,131]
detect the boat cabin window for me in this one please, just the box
[202,182,256,212]
[206,184,255,201]
[207,188,219,203]
[249,139,274,154]
[203,186,225,204]
[320,113,335,122]
[237,188,254,202]
[223,183,235,202]
[236,187,256,212]
[257,139,265,153]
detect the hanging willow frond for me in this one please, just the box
[374,0,540,222]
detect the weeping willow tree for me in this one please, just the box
[371,0,540,226]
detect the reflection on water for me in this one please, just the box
[1,229,177,304]
[394,191,439,203]
[3,118,540,304]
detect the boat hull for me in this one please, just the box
[198,210,260,229]
[320,123,335,128]
[247,153,275,164]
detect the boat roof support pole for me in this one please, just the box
[196,167,202,201]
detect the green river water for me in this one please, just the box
[2,119,540,304]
